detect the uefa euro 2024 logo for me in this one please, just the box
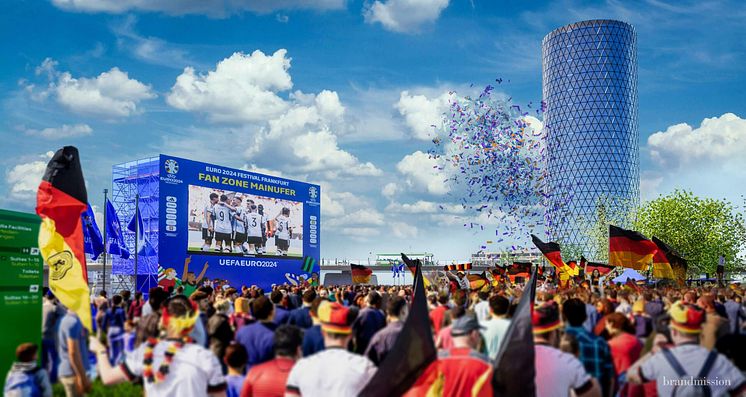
[309,186,318,201]
[164,159,179,175]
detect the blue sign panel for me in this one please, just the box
[157,155,320,291]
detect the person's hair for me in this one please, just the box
[198,286,214,296]
[224,343,248,369]
[605,312,635,334]
[99,290,107,297]
[112,294,123,307]
[478,291,489,301]
[562,298,587,327]
[489,295,510,316]
[166,296,194,318]
[209,193,218,200]
[302,289,317,304]
[134,292,142,300]
[274,325,303,357]
[15,343,37,362]
[270,290,284,304]
[120,290,131,300]
[367,291,382,307]
[252,296,274,320]
[149,287,169,311]
[596,298,614,315]
[215,299,231,313]
[310,297,328,317]
[386,296,407,318]
[220,194,228,202]
[449,305,466,320]
[437,293,449,305]
[190,291,209,302]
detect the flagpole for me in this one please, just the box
[134,193,139,292]
[102,188,108,294]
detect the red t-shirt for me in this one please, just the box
[240,357,295,397]
[406,348,493,397]
[609,333,646,397]
[429,305,448,334]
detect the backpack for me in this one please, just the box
[661,348,718,397]
[4,367,42,397]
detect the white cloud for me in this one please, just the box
[113,16,192,68]
[640,173,663,201]
[167,50,292,123]
[6,152,53,200]
[326,209,385,227]
[396,150,448,195]
[340,227,381,240]
[648,113,746,167]
[382,182,399,199]
[25,123,93,139]
[364,0,450,33]
[385,200,464,214]
[28,59,155,117]
[395,90,452,140]
[52,0,345,17]
[391,221,418,238]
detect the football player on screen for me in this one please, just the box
[201,193,219,251]
[244,203,264,255]
[273,207,292,256]
[213,194,234,253]
[231,196,248,254]
[257,204,269,254]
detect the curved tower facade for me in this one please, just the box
[542,20,639,259]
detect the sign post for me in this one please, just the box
[0,209,43,377]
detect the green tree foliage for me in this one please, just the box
[634,190,746,276]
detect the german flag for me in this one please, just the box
[467,272,490,291]
[531,234,577,275]
[36,147,92,331]
[351,264,373,284]
[508,262,531,282]
[583,256,615,276]
[405,259,431,287]
[444,262,472,272]
[652,237,684,281]
[608,225,658,270]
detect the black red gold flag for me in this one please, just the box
[444,262,473,272]
[350,264,373,284]
[36,146,92,331]
[531,234,568,272]
[583,256,615,276]
[652,237,686,283]
[608,225,658,270]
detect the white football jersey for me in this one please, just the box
[203,204,214,228]
[245,212,263,238]
[233,207,246,234]
[274,215,291,240]
[213,203,233,234]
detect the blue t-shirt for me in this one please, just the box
[225,374,244,397]
[57,312,90,378]
[302,325,325,357]
[274,307,290,325]
[288,307,313,329]
[235,322,277,370]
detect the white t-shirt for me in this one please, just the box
[640,344,745,397]
[286,348,376,396]
[203,204,214,229]
[534,344,592,397]
[212,203,233,234]
[233,207,246,234]
[481,317,511,359]
[474,300,490,324]
[245,212,263,238]
[457,276,470,290]
[122,341,225,397]
[274,215,291,240]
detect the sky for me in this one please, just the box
[1,0,745,262]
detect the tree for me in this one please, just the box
[634,190,746,276]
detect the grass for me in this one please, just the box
[53,380,143,397]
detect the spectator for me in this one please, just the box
[698,294,729,350]
[593,298,615,340]
[365,296,408,365]
[92,295,226,396]
[605,313,643,397]
[229,297,254,333]
[352,291,386,354]
[436,306,466,350]
[482,294,511,358]
[235,296,277,371]
[429,293,450,335]
[270,290,290,325]
[631,299,652,340]
[191,290,212,347]
[128,292,144,321]
[287,289,316,329]
[473,291,490,324]
[104,294,126,365]
[301,297,327,357]
[136,287,169,347]
[57,309,91,397]
[41,291,63,383]
[285,302,375,396]
[208,299,235,370]
[564,298,616,397]
[533,301,601,397]
[628,301,746,397]
[724,291,745,335]
[224,344,248,397]
[241,325,302,397]
[3,343,52,397]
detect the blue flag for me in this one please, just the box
[81,203,104,260]
[127,206,156,256]
[105,199,130,259]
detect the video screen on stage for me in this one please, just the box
[186,185,304,258]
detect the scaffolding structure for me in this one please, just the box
[111,157,160,292]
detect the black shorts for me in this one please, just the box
[214,232,232,245]
[276,238,290,251]
[202,228,213,241]
[247,236,263,245]
[233,232,247,244]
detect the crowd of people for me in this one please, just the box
[4,269,746,397]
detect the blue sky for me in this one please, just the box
[2,0,745,261]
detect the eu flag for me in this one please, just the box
[81,203,104,260]
[104,199,130,259]
[127,206,156,256]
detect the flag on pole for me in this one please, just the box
[104,199,130,259]
[493,265,537,396]
[351,264,373,284]
[608,225,658,270]
[531,234,575,275]
[583,257,615,276]
[36,146,93,331]
[359,254,436,397]
[127,206,156,256]
[652,237,685,282]
[81,203,104,261]
[406,261,431,287]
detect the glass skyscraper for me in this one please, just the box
[542,20,639,259]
